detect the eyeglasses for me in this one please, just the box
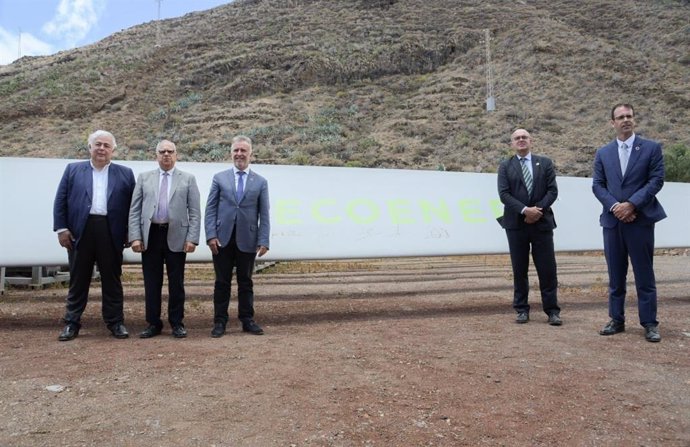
[513,135,529,141]
[614,114,634,121]
[158,149,176,154]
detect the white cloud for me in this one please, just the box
[0,27,54,65]
[42,0,105,47]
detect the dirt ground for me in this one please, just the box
[1,253,688,447]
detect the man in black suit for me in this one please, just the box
[592,103,666,342]
[497,128,561,325]
[53,130,136,341]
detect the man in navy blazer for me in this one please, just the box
[593,103,666,342]
[205,135,270,337]
[497,129,561,326]
[53,130,136,341]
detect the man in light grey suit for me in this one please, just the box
[128,140,201,338]
[205,135,270,337]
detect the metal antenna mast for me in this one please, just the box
[485,29,496,112]
[18,27,22,59]
[154,0,163,47]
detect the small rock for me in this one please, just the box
[46,385,65,393]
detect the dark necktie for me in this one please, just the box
[236,171,245,202]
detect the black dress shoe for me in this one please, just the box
[548,313,562,326]
[599,320,625,336]
[171,325,187,338]
[242,320,264,335]
[516,312,529,324]
[58,324,79,341]
[644,325,661,343]
[211,322,225,338]
[139,325,162,339]
[109,323,129,339]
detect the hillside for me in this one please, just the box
[1,0,688,176]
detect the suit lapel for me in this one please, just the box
[238,170,253,203]
[530,156,540,194]
[107,164,116,201]
[81,162,93,202]
[624,136,641,177]
[512,156,530,195]
[227,169,239,203]
[608,141,624,182]
[169,169,180,200]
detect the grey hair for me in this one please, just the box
[156,139,176,151]
[88,130,117,148]
[231,135,253,151]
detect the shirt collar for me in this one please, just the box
[517,152,531,161]
[90,160,111,171]
[617,133,635,149]
[159,167,175,175]
[233,167,249,175]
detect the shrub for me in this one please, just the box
[664,143,690,183]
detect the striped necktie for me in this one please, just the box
[520,157,533,194]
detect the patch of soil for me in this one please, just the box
[1,254,689,446]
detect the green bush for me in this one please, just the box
[664,143,690,183]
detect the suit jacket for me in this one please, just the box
[128,168,201,252]
[53,161,136,250]
[592,135,666,228]
[497,154,558,230]
[204,167,270,253]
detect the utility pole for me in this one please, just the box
[485,29,496,112]
[154,0,163,47]
[17,27,22,59]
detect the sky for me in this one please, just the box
[0,0,233,65]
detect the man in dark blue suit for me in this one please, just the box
[53,130,136,341]
[497,129,561,326]
[593,104,666,342]
[205,135,270,337]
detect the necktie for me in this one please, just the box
[156,172,169,222]
[520,157,533,194]
[619,142,629,175]
[236,171,245,202]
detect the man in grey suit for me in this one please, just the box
[205,135,270,337]
[128,140,201,338]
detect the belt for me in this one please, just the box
[151,223,169,229]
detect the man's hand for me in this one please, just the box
[523,206,543,224]
[58,230,74,251]
[256,246,268,257]
[130,240,144,253]
[184,242,196,253]
[612,202,637,223]
[208,238,221,255]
